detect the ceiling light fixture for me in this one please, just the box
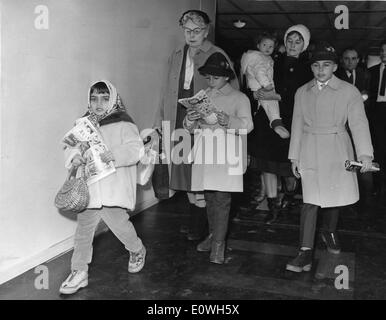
[233,20,246,28]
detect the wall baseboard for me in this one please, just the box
[0,197,159,286]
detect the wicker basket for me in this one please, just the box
[55,165,90,213]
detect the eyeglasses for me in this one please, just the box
[183,27,205,36]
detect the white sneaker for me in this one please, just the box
[128,245,146,273]
[59,270,88,295]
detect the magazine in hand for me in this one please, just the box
[62,116,116,185]
[178,89,219,125]
[344,160,380,172]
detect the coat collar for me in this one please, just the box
[307,74,341,91]
[175,39,213,54]
[208,83,233,97]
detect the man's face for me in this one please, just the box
[311,60,337,83]
[342,50,359,71]
[380,44,386,63]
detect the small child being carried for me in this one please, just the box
[240,32,290,139]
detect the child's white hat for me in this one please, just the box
[284,24,311,52]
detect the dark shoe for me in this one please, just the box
[254,193,266,203]
[264,197,280,224]
[179,224,189,234]
[197,234,212,252]
[273,125,290,139]
[286,249,313,273]
[210,241,225,264]
[271,119,290,139]
[321,231,341,254]
[187,232,201,241]
[264,212,278,224]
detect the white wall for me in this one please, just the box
[0,0,216,285]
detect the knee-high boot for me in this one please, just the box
[187,205,207,241]
[210,206,230,264]
[197,204,214,251]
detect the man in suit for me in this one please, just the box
[368,40,386,203]
[336,48,373,211]
[336,48,370,104]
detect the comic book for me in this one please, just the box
[62,116,116,185]
[178,89,219,125]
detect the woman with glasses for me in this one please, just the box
[153,10,238,241]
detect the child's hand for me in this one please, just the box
[187,108,201,121]
[217,111,230,127]
[72,154,85,167]
[100,151,115,164]
[358,155,372,173]
[255,88,280,101]
[291,160,301,179]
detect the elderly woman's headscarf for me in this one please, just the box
[178,10,211,28]
[87,80,129,125]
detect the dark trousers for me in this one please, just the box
[358,172,374,207]
[300,204,339,249]
[204,191,232,242]
[372,103,386,191]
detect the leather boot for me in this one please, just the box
[197,206,214,251]
[264,197,280,224]
[210,201,230,264]
[187,206,207,241]
[210,240,225,264]
[197,233,213,252]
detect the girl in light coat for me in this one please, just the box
[183,52,253,264]
[59,80,146,294]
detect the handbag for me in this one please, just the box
[151,129,171,200]
[137,137,157,186]
[54,165,90,213]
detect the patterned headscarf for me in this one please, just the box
[87,80,126,125]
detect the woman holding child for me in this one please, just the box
[250,24,313,224]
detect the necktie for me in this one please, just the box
[380,67,386,96]
[348,72,353,85]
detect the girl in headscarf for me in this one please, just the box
[59,80,146,295]
[153,10,238,241]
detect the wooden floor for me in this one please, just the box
[1,186,386,300]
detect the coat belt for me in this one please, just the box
[303,125,346,135]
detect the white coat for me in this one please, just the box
[65,121,143,211]
[289,75,373,207]
[183,83,253,192]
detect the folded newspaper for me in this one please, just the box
[178,89,219,125]
[62,116,116,185]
